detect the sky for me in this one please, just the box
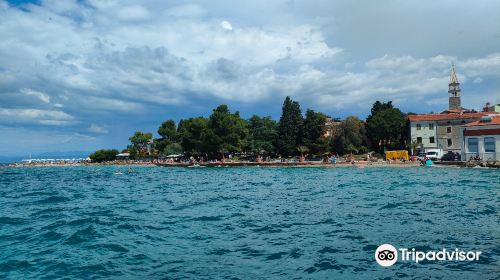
[1,0,499,156]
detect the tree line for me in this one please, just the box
[91,96,408,161]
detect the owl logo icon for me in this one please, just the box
[375,244,398,267]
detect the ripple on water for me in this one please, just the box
[0,166,498,279]
[65,226,101,245]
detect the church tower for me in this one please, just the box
[448,63,461,111]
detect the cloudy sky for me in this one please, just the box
[1,0,499,156]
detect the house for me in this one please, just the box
[485,102,500,113]
[408,112,490,153]
[460,115,500,161]
[323,117,342,138]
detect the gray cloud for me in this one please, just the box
[0,0,499,154]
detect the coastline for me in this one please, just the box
[6,160,427,168]
[7,160,499,168]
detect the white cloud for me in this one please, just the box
[20,88,51,103]
[88,123,109,134]
[0,0,499,152]
[220,20,233,31]
[0,108,74,125]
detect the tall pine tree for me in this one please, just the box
[276,96,303,157]
[302,109,328,156]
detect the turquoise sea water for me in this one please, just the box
[0,166,498,279]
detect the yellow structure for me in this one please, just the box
[385,150,409,161]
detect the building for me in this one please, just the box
[323,117,342,138]
[485,102,500,113]
[408,112,490,153]
[408,64,496,153]
[460,115,500,161]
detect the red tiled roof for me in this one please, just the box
[408,112,496,122]
[464,115,500,127]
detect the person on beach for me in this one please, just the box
[331,155,337,165]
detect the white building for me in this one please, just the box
[408,116,437,150]
[460,115,500,161]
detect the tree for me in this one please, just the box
[297,145,309,162]
[89,149,119,162]
[365,101,406,151]
[158,120,178,142]
[204,105,249,157]
[129,131,153,158]
[331,116,368,155]
[247,115,278,155]
[302,109,328,156]
[178,117,209,154]
[163,142,183,155]
[366,101,394,123]
[156,119,179,154]
[277,96,303,157]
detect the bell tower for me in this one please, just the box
[448,63,461,111]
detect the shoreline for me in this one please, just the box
[5,160,498,169]
[5,160,435,168]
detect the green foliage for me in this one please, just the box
[178,117,209,154]
[366,101,394,123]
[277,96,303,157]
[129,131,153,158]
[158,120,178,142]
[127,145,138,160]
[297,145,309,155]
[331,116,368,155]
[204,105,249,154]
[89,149,119,162]
[247,115,278,154]
[163,142,183,155]
[302,109,328,155]
[365,101,406,151]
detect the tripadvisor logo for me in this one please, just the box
[375,244,398,267]
[375,244,482,267]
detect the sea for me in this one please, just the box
[0,166,498,279]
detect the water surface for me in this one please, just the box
[0,166,498,279]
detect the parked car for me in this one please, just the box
[441,151,461,161]
[426,151,441,160]
[425,148,443,160]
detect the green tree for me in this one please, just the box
[302,109,328,156]
[365,101,406,151]
[297,145,309,162]
[247,115,278,155]
[178,117,209,154]
[163,142,183,155]
[277,96,303,157]
[204,105,249,156]
[156,119,179,154]
[129,131,153,158]
[158,120,178,142]
[89,149,119,162]
[366,101,394,123]
[331,116,368,155]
